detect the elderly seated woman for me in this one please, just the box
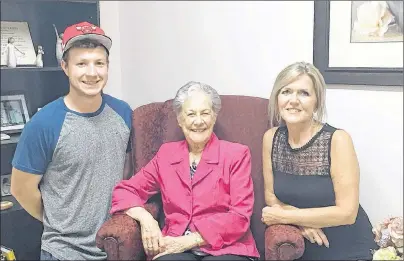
[110,81,260,261]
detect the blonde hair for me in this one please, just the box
[268,61,327,127]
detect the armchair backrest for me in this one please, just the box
[131,95,271,258]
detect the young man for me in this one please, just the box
[10,21,133,260]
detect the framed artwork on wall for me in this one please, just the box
[313,1,403,86]
[1,94,30,133]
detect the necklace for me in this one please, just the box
[191,160,197,171]
[190,152,200,171]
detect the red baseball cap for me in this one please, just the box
[62,21,112,55]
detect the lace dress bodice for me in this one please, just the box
[272,123,334,176]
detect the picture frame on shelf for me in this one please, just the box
[1,21,37,67]
[1,94,30,133]
[1,174,11,196]
[313,1,403,86]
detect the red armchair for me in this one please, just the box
[96,95,305,260]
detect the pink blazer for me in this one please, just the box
[110,133,259,258]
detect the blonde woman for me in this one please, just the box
[261,62,377,260]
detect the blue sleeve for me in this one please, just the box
[11,99,64,175]
[103,94,133,153]
[12,119,53,175]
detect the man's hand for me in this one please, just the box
[152,236,193,260]
[299,226,329,247]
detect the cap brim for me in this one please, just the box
[63,34,112,54]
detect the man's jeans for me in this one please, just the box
[40,250,59,261]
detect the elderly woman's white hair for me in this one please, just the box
[173,81,222,117]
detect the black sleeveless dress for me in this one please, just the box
[271,124,377,260]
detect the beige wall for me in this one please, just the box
[100,1,403,225]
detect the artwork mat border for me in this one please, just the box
[313,1,403,86]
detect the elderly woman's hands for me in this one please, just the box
[152,235,195,260]
[124,207,165,256]
[140,217,165,257]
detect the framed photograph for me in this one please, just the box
[1,174,11,196]
[313,1,403,86]
[1,94,30,133]
[1,21,37,66]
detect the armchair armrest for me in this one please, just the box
[265,224,305,260]
[96,203,160,260]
